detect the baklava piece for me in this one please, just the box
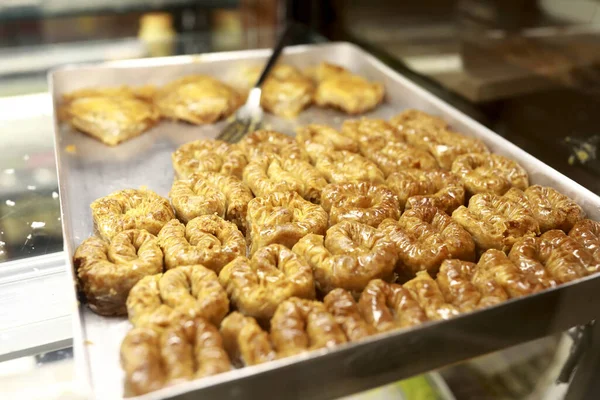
[60,86,160,146]
[270,297,347,358]
[452,189,540,252]
[359,136,439,176]
[90,189,175,241]
[452,153,529,196]
[157,215,245,272]
[519,185,585,233]
[379,205,475,279]
[341,118,405,145]
[172,139,247,179]
[74,229,163,316]
[121,316,231,397]
[243,154,327,202]
[238,129,308,162]
[307,62,385,114]
[320,182,400,227]
[386,169,465,214]
[292,220,397,295]
[295,124,359,163]
[126,264,229,328]
[169,172,253,234]
[314,150,385,184]
[246,191,328,255]
[155,75,242,124]
[570,219,600,262]
[404,271,461,321]
[218,245,315,321]
[220,312,276,367]
[323,288,375,341]
[358,279,427,332]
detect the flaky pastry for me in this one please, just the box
[158,215,245,272]
[404,271,460,320]
[452,153,529,196]
[323,288,375,341]
[243,154,327,202]
[295,124,359,163]
[292,220,397,295]
[154,75,242,124]
[386,169,465,214]
[121,317,230,396]
[380,205,475,278]
[126,264,229,328]
[246,191,328,255]
[452,189,540,252]
[519,185,585,233]
[172,139,247,179]
[341,118,405,145]
[270,297,347,357]
[314,150,385,184]
[238,130,308,162]
[320,182,400,227]
[570,219,600,263]
[220,312,276,367]
[74,229,163,316]
[358,279,427,332]
[91,189,175,241]
[359,136,439,176]
[219,245,315,321]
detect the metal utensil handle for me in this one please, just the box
[253,24,293,88]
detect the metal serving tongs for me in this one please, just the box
[217,24,293,143]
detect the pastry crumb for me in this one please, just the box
[65,144,77,154]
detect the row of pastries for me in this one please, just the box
[72,109,599,396]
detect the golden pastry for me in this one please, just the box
[295,124,359,164]
[60,86,160,146]
[570,219,600,263]
[155,75,242,124]
[219,245,315,321]
[238,129,308,162]
[389,109,448,135]
[172,139,247,179]
[169,172,253,234]
[73,229,163,316]
[403,271,461,320]
[126,264,229,328]
[451,153,529,196]
[341,118,405,145]
[90,189,175,241]
[320,182,400,227]
[244,64,314,117]
[270,297,347,357]
[243,154,327,202]
[307,62,385,114]
[379,205,475,278]
[120,317,231,396]
[519,185,585,233]
[452,189,540,252]
[157,215,245,272]
[323,288,375,341]
[292,220,397,295]
[358,279,427,332]
[314,150,385,184]
[473,249,544,298]
[386,169,465,214]
[359,136,439,176]
[247,191,328,255]
[220,312,276,367]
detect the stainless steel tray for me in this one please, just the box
[50,42,600,400]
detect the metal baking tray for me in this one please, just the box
[50,42,600,400]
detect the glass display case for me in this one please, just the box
[1,1,600,399]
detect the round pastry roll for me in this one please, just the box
[169,172,253,233]
[270,297,347,358]
[519,185,585,233]
[121,316,231,397]
[73,229,163,316]
[359,136,438,176]
[570,219,600,263]
[246,191,328,255]
[452,153,529,196]
[238,130,308,162]
[295,124,359,163]
[220,312,276,367]
[389,109,448,136]
[452,189,540,252]
[386,169,465,214]
[154,75,242,124]
[403,271,460,320]
[243,154,327,202]
[314,150,385,184]
[292,220,397,295]
[320,182,400,227]
[323,288,375,341]
[358,279,427,332]
[379,205,475,279]
[341,118,405,145]
[219,245,315,321]
[90,189,175,241]
[172,139,247,179]
[158,215,245,272]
